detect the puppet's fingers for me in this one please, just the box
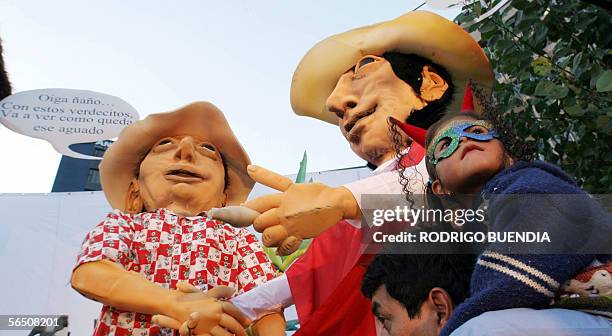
[207,286,235,300]
[277,236,302,256]
[178,322,190,336]
[187,312,201,329]
[178,323,189,336]
[178,312,200,336]
[247,165,293,192]
[262,225,289,247]
[209,206,260,228]
[243,194,283,214]
[253,208,281,232]
[176,281,200,293]
[219,314,247,336]
[209,326,233,336]
[221,301,252,327]
[152,314,182,330]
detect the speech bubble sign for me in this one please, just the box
[0,89,139,160]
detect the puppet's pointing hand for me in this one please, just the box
[239,164,360,255]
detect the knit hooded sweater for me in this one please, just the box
[440,161,612,336]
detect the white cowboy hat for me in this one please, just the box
[290,10,494,125]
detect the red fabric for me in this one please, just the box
[288,145,425,335]
[286,220,365,324]
[398,142,426,169]
[461,81,474,112]
[389,117,427,148]
[292,265,377,336]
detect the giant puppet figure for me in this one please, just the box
[221,11,495,336]
[70,102,285,336]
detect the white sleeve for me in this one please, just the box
[343,160,428,228]
[230,273,293,321]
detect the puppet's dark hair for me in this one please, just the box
[383,52,455,129]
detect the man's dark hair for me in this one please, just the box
[361,252,475,318]
[0,37,12,100]
[382,52,454,129]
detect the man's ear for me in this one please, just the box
[431,179,451,196]
[429,287,454,327]
[125,179,144,213]
[420,65,449,103]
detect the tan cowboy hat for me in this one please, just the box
[290,10,494,125]
[100,102,254,211]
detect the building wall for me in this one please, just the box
[1,165,371,335]
[51,140,113,192]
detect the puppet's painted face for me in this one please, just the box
[325,55,426,166]
[137,135,226,215]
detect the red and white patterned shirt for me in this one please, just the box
[76,208,276,336]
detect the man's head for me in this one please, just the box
[361,253,475,336]
[290,11,493,166]
[0,37,12,100]
[100,102,254,216]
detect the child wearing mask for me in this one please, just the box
[389,87,612,335]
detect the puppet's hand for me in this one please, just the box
[170,312,286,336]
[243,165,360,255]
[152,282,250,336]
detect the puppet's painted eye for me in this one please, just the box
[157,138,173,145]
[358,56,376,68]
[201,143,217,152]
[354,56,381,76]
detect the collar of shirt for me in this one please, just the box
[137,208,213,221]
[373,157,397,174]
[372,145,421,174]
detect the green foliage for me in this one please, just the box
[456,0,612,193]
[295,151,307,183]
[596,70,612,92]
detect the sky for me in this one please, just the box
[0,0,460,193]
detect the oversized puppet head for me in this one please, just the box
[290,11,494,166]
[100,102,254,216]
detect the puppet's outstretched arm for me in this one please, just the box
[71,260,249,335]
